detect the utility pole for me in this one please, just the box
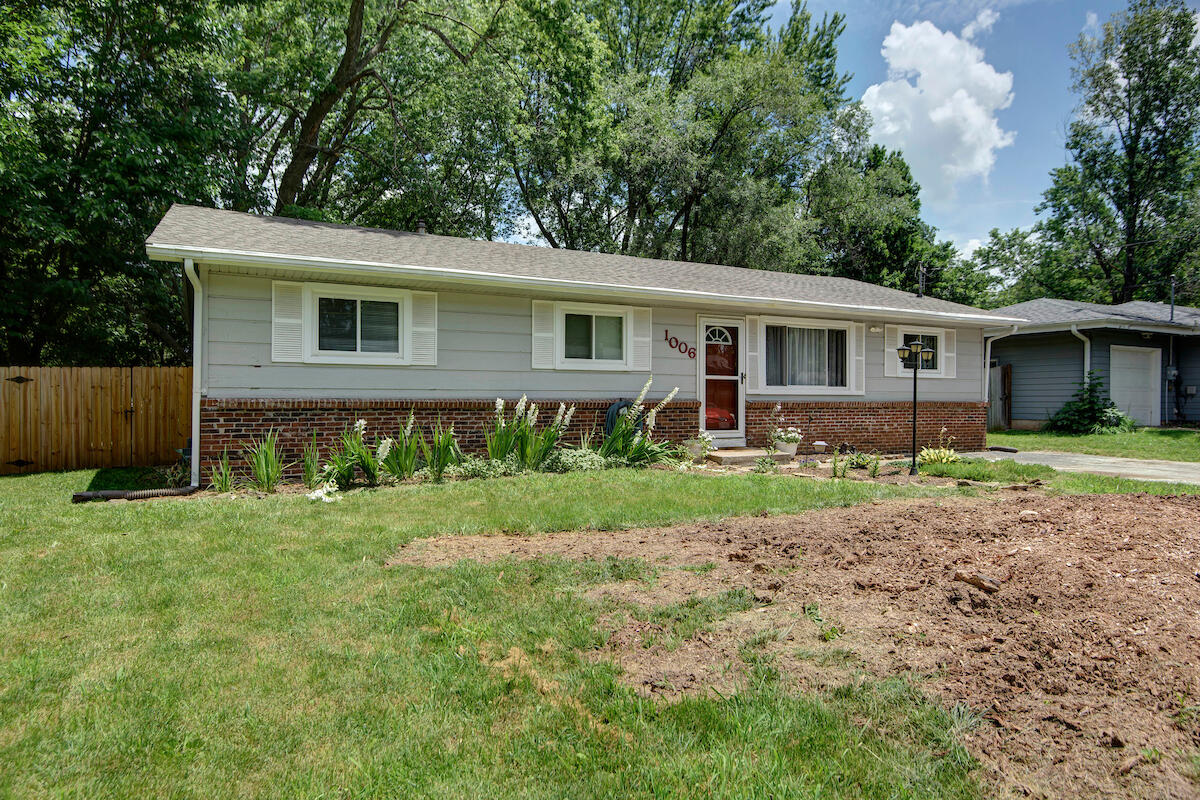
[1170,275,1176,322]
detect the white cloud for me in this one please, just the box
[1193,12,1199,49]
[961,9,998,39]
[1083,11,1101,37]
[960,238,984,259]
[861,16,1015,206]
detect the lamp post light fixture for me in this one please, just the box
[896,341,935,476]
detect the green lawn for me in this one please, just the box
[0,466,1193,799]
[987,428,1200,462]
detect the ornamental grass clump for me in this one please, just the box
[597,378,683,466]
[301,433,322,489]
[243,428,288,493]
[208,447,237,492]
[419,419,460,483]
[486,396,576,470]
[380,411,420,481]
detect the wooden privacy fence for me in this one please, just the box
[0,367,191,475]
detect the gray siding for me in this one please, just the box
[201,270,984,403]
[992,332,1084,421]
[1176,336,1200,423]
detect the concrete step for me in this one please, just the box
[706,447,792,466]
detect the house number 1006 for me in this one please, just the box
[664,330,696,359]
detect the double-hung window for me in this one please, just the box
[564,311,625,362]
[900,332,938,371]
[764,323,849,388]
[317,296,401,355]
[888,325,951,378]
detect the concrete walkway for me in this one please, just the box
[962,450,1200,484]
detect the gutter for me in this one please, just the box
[982,325,1019,402]
[145,243,1025,328]
[183,257,203,488]
[1069,324,1092,378]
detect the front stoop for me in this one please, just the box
[706,447,792,466]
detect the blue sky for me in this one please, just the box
[768,0,1199,255]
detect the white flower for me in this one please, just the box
[633,378,651,408]
[306,482,342,503]
[645,410,658,430]
[553,402,565,427]
[514,394,527,418]
[562,405,575,428]
[494,397,504,417]
[353,419,367,436]
[376,437,393,462]
[403,411,415,438]
[526,404,538,426]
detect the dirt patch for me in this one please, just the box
[392,493,1200,798]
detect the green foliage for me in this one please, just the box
[380,412,421,482]
[752,456,779,474]
[207,448,237,492]
[918,447,961,465]
[242,429,287,493]
[919,459,1056,484]
[418,419,460,483]
[541,447,606,474]
[301,434,322,489]
[991,0,1200,306]
[485,398,576,470]
[1046,372,1137,434]
[450,454,524,480]
[845,451,874,469]
[596,379,683,466]
[867,454,881,478]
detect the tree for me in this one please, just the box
[1037,0,1200,304]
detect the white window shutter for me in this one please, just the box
[630,307,652,371]
[531,300,555,369]
[852,322,866,393]
[410,291,437,365]
[883,324,900,377]
[271,281,303,362]
[745,316,760,391]
[942,329,957,379]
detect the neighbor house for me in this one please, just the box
[986,298,1200,430]
[146,205,1023,484]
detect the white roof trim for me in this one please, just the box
[985,319,1200,337]
[146,243,1025,326]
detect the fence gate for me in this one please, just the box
[0,367,191,475]
[987,364,1012,430]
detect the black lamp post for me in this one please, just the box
[896,341,935,476]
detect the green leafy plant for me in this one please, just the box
[845,451,873,469]
[208,448,237,492]
[243,429,288,493]
[542,447,606,473]
[486,397,576,470]
[419,419,460,483]
[381,411,421,481]
[751,456,779,474]
[597,378,683,466]
[450,454,524,479]
[1046,371,1137,434]
[918,446,961,465]
[867,454,881,478]
[301,433,322,489]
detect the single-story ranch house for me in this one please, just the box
[146,205,1024,484]
[987,298,1200,429]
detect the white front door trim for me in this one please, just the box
[697,316,746,445]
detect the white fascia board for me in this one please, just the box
[986,319,1200,337]
[145,243,1027,327]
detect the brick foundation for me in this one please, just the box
[199,397,700,478]
[746,401,986,453]
[199,396,987,478]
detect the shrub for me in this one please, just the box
[845,451,873,469]
[542,447,606,473]
[319,435,358,491]
[486,397,575,470]
[596,378,683,466]
[918,446,961,465]
[1046,371,1136,434]
[419,419,460,482]
[751,456,778,474]
[243,429,288,492]
[448,454,523,479]
[208,448,237,492]
[381,412,421,481]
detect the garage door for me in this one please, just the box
[1109,346,1160,426]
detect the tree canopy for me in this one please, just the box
[1,0,995,365]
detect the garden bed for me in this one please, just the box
[394,493,1200,799]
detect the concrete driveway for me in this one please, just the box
[963,450,1200,484]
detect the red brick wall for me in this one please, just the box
[199,397,700,477]
[199,397,985,477]
[746,400,986,453]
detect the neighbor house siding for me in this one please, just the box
[991,332,1083,424]
[1176,336,1200,423]
[200,270,986,404]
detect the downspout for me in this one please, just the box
[1069,324,1091,380]
[982,325,1019,402]
[183,257,203,488]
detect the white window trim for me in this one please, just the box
[554,301,635,371]
[752,315,862,396]
[895,325,947,378]
[302,282,414,365]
